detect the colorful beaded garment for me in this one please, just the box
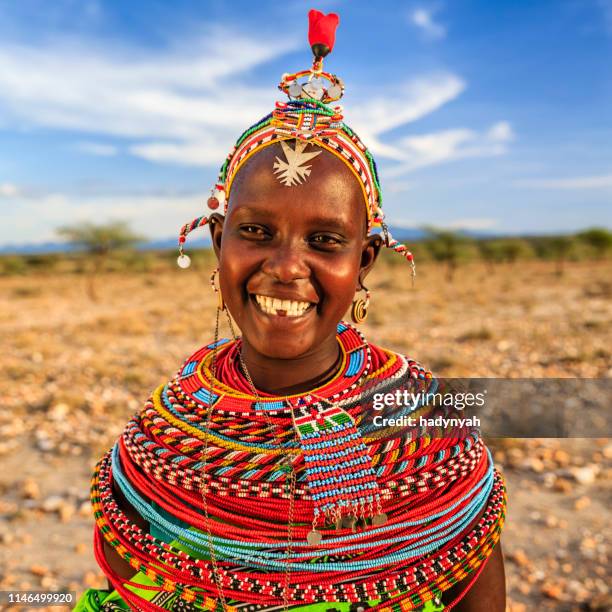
[88,322,506,611]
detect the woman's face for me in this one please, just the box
[210,142,381,360]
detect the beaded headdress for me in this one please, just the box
[178,9,416,280]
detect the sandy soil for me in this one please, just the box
[0,259,610,611]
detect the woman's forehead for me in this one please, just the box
[228,142,367,228]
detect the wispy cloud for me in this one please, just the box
[382,121,514,177]
[445,218,499,231]
[515,173,612,189]
[0,27,298,166]
[75,141,118,157]
[0,28,476,169]
[0,183,20,198]
[0,18,512,177]
[350,73,465,136]
[409,6,447,40]
[129,135,233,167]
[347,73,466,159]
[346,73,513,177]
[384,180,416,195]
[487,121,514,142]
[0,187,205,243]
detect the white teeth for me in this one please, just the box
[254,295,312,317]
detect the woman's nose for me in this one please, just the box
[261,243,310,283]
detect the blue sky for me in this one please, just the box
[0,0,611,246]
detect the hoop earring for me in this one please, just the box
[210,267,225,311]
[350,284,370,324]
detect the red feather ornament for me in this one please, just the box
[308,9,340,58]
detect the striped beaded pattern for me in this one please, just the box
[290,397,382,523]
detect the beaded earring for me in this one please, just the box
[350,284,370,324]
[210,267,225,311]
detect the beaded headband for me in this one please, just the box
[177,9,416,280]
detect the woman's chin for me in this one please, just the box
[249,335,315,361]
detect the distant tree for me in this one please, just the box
[477,239,532,273]
[498,238,534,264]
[56,221,145,300]
[423,228,474,282]
[478,240,505,273]
[577,227,612,259]
[545,235,576,276]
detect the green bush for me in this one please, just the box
[0,255,27,276]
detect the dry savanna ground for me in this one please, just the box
[0,257,610,611]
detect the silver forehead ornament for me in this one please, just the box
[273,140,322,187]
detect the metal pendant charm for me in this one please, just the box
[302,79,325,100]
[335,515,358,531]
[307,529,322,546]
[288,80,302,98]
[372,512,387,526]
[326,82,343,101]
[177,254,191,269]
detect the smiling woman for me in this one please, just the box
[211,143,380,370]
[75,10,505,612]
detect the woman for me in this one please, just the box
[76,10,505,611]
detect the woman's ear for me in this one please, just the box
[358,234,383,286]
[208,213,225,260]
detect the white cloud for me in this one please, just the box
[0,28,298,167]
[0,183,20,197]
[384,180,415,195]
[410,7,446,40]
[75,142,118,157]
[344,75,514,176]
[445,218,498,231]
[0,188,206,244]
[487,121,514,142]
[0,29,471,169]
[0,20,513,179]
[346,73,467,165]
[348,73,465,140]
[129,134,231,167]
[383,121,513,177]
[515,173,612,189]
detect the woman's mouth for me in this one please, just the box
[252,294,316,318]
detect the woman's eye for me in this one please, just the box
[240,225,268,238]
[310,234,343,247]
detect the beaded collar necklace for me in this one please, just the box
[92,319,506,611]
[178,321,372,411]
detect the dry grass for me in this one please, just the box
[0,258,610,609]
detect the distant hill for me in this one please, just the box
[0,226,503,255]
[0,236,212,255]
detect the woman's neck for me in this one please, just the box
[239,334,342,396]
